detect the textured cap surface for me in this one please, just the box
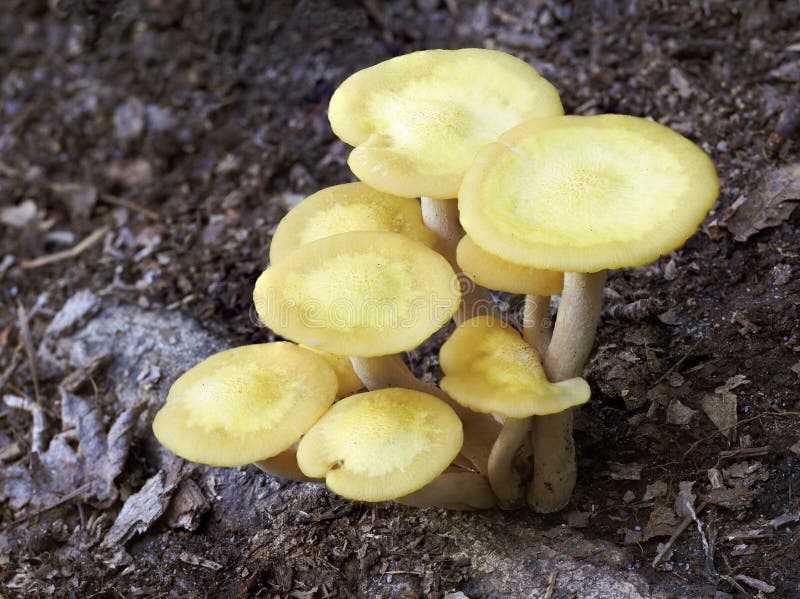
[459,114,719,272]
[269,182,436,263]
[153,343,337,466]
[440,316,590,417]
[296,388,463,501]
[329,48,563,199]
[254,231,461,357]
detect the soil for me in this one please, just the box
[1,1,799,597]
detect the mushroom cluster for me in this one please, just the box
[152,48,719,512]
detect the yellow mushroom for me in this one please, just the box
[457,236,563,297]
[459,114,719,512]
[254,231,460,357]
[440,315,590,418]
[329,48,564,324]
[152,343,337,467]
[296,388,463,502]
[329,48,563,200]
[269,182,437,264]
[455,238,563,506]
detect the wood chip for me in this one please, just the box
[702,481,756,509]
[644,505,680,540]
[770,513,800,529]
[734,574,776,593]
[643,480,668,502]
[178,551,222,571]
[724,162,800,242]
[701,393,738,441]
[604,462,643,481]
[101,471,180,549]
[666,400,696,425]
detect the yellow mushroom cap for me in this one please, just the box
[254,231,461,357]
[296,388,463,502]
[302,346,364,397]
[440,316,590,417]
[329,48,564,200]
[152,343,337,467]
[459,114,720,273]
[269,183,437,264]
[456,236,564,295]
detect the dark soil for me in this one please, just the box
[1,0,799,597]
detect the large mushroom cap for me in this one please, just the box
[459,114,719,273]
[269,182,436,264]
[254,231,461,357]
[296,388,463,502]
[440,316,590,417]
[456,235,563,296]
[152,343,337,467]
[329,48,564,199]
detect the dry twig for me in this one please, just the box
[15,303,46,453]
[544,570,558,599]
[652,501,708,567]
[100,193,159,220]
[21,225,109,269]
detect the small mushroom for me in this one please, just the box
[459,114,719,511]
[440,315,590,418]
[296,388,463,502]
[152,343,337,467]
[328,48,564,323]
[440,315,590,508]
[456,237,564,505]
[269,182,436,264]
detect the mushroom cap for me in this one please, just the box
[269,183,437,264]
[329,48,564,200]
[302,346,364,397]
[152,343,337,467]
[456,235,564,295]
[254,231,461,357]
[459,114,720,273]
[440,316,590,417]
[296,388,463,502]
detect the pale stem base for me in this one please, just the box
[396,470,497,510]
[527,271,606,513]
[487,294,551,509]
[255,445,318,483]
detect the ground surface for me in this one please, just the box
[1,1,799,597]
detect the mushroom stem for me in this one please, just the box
[351,355,499,475]
[420,197,494,324]
[487,295,551,509]
[523,294,552,355]
[395,471,497,510]
[487,418,532,509]
[255,446,320,483]
[528,271,606,513]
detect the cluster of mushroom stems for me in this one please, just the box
[153,49,718,513]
